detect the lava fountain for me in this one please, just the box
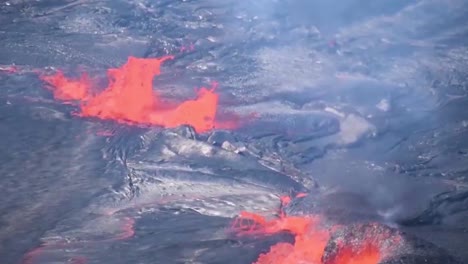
[41,56,236,133]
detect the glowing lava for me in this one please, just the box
[326,243,381,264]
[232,196,390,264]
[41,56,236,133]
[41,71,91,101]
[233,212,331,264]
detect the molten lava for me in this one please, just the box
[41,71,91,101]
[328,243,381,264]
[41,56,236,133]
[233,212,330,264]
[232,196,389,264]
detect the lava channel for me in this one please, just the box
[41,56,237,133]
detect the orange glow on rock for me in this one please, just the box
[328,243,381,264]
[41,56,237,133]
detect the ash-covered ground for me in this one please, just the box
[1,0,468,263]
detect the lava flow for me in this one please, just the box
[232,195,394,264]
[41,56,236,133]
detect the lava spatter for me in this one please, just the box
[41,71,91,101]
[232,195,394,264]
[41,56,237,133]
[232,211,330,263]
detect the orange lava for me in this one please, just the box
[255,220,330,264]
[330,243,381,264]
[233,211,330,264]
[232,197,385,264]
[41,56,236,133]
[41,71,91,101]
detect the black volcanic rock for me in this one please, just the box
[322,223,462,264]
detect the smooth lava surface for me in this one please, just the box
[41,56,236,133]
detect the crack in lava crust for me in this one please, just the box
[40,56,238,133]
